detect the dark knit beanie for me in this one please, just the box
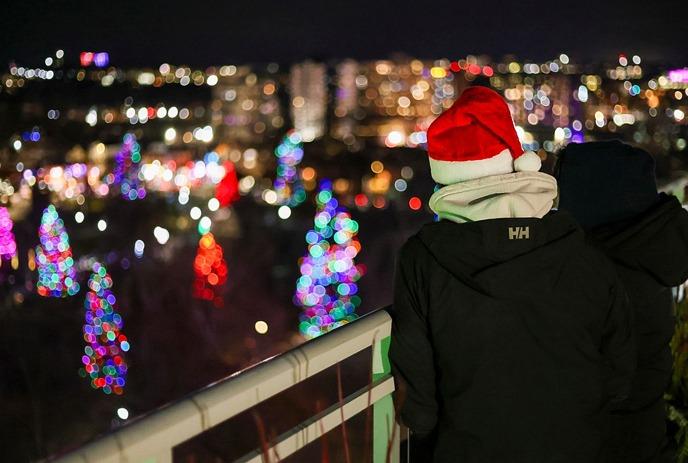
[555,140,659,231]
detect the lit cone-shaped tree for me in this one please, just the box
[0,207,17,262]
[274,131,306,207]
[295,180,363,339]
[192,233,228,308]
[113,133,146,201]
[36,205,80,297]
[80,262,130,395]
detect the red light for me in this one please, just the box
[215,161,240,207]
[468,64,481,75]
[482,66,494,77]
[409,197,422,211]
[354,193,369,207]
[80,52,94,67]
[450,61,460,72]
[147,107,156,119]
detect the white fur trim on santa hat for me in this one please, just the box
[513,150,541,172]
[429,149,513,185]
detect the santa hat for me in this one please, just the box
[427,86,541,185]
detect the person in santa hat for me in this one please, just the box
[389,86,634,462]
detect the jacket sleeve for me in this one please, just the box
[388,237,438,436]
[600,274,636,407]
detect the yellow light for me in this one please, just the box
[385,130,405,147]
[375,62,391,75]
[255,321,268,334]
[164,128,176,143]
[263,190,278,205]
[333,178,350,194]
[370,161,384,174]
[430,67,446,79]
[292,96,305,108]
[28,249,35,271]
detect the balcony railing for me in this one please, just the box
[53,309,399,463]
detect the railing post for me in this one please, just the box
[372,335,399,463]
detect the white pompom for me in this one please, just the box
[513,150,541,172]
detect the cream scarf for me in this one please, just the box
[429,172,558,223]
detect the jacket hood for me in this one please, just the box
[429,171,557,223]
[416,211,583,298]
[589,193,688,287]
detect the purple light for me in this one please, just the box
[94,52,110,68]
[0,207,17,260]
[571,133,585,144]
[668,69,688,84]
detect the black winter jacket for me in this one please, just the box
[390,211,635,463]
[588,194,688,463]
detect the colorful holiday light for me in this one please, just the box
[112,134,146,201]
[274,131,306,207]
[295,180,363,338]
[215,161,240,207]
[79,262,129,395]
[0,207,17,262]
[36,205,80,297]
[193,233,228,308]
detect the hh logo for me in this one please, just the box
[508,226,530,240]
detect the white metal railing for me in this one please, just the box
[53,309,399,463]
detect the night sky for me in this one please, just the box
[1,0,687,67]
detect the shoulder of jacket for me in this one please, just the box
[399,233,429,258]
[395,234,433,276]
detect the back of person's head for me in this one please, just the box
[554,140,659,230]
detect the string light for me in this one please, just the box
[193,233,228,308]
[79,262,129,395]
[295,180,363,339]
[112,134,146,201]
[274,131,306,207]
[36,205,80,297]
[0,207,17,261]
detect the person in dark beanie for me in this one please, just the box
[556,140,688,463]
[389,87,635,463]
